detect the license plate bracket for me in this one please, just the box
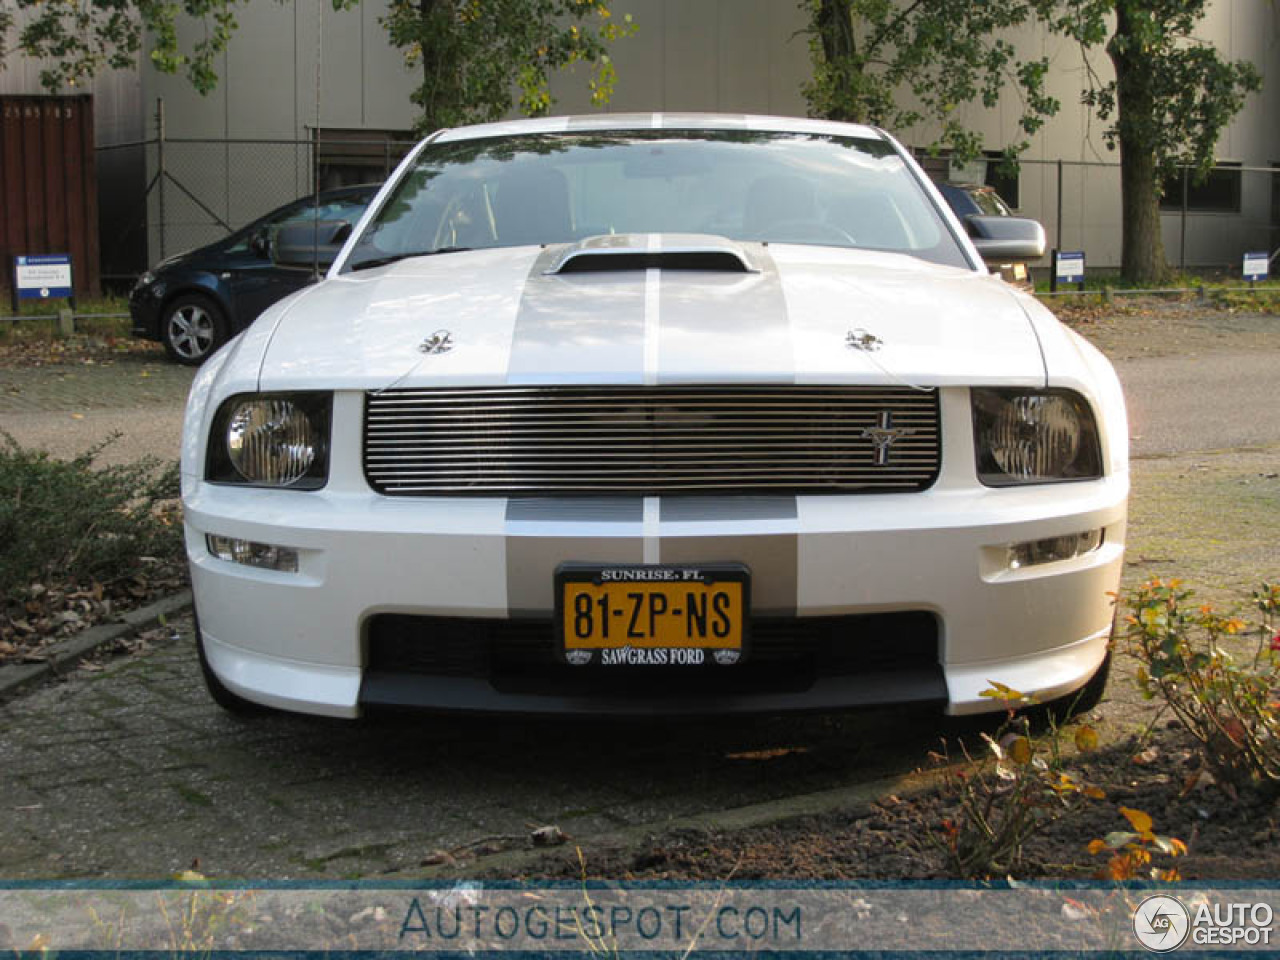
[554,563,750,666]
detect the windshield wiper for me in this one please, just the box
[348,247,473,272]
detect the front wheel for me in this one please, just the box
[161,294,227,365]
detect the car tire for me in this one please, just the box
[194,608,269,716]
[161,294,227,365]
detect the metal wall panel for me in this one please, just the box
[0,94,100,298]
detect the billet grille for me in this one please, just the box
[363,386,940,495]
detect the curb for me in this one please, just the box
[403,767,946,881]
[0,589,193,701]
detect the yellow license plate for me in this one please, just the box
[556,564,749,663]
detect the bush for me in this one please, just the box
[931,684,1104,877]
[1127,579,1280,792]
[0,432,182,608]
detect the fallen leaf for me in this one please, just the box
[530,825,569,847]
[1008,736,1032,765]
[725,746,810,760]
[1132,746,1159,765]
[1074,724,1099,752]
[1119,807,1153,835]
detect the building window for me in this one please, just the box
[1160,163,1242,213]
[943,151,1019,209]
[311,128,416,190]
[981,152,1020,210]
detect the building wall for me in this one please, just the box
[134,0,1279,270]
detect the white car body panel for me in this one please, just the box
[253,243,1043,394]
[183,115,1127,719]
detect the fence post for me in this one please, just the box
[1179,166,1189,274]
[57,307,75,336]
[1056,158,1064,253]
[156,98,167,260]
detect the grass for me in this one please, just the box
[2,294,130,318]
[1033,270,1280,297]
[0,312,134,350]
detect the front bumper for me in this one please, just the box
[129,281,163,340]
[185,472,1127,719]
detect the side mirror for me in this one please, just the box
[965,215,1046,263]
[249,231,270,259]
[271,220,353,271]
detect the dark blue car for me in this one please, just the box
[130,185,378,364]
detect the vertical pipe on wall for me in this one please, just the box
[155,98,166,260]
[1179,167,1189,274]
[1055,158,1064,253]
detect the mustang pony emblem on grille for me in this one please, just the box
[861,411,916,466]
[846,328,883,352]
[419,330,454,354]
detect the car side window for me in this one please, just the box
[226,195,371,257]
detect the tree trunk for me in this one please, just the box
[816,0,860,123]
[1116,140,1168,284]
[817,0,855,68]
[1109,4,1169,285]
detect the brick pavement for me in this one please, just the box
[0,355,193,464]
[0,356,194,413]
[0,613,927,878]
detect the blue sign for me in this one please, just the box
[13,254,74,300]
[1055,250,1085,283]
[1243,251,1269,283]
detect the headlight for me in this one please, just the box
[206,392,332,489]
[134,271,156,290]
[972,388,1102,486]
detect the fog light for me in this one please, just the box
[1007,529,1103,570]
[207,535,299,573]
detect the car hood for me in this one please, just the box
[249,239,1046,393]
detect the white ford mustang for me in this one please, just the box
[181,113,1128,719]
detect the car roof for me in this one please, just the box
[431,113,884,143]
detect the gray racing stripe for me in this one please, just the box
[507,499,643,523]
[660,532,797,616]
[506,536,645,619]
[656,244,793,384]
[660,497,797,523]
[505,497,646,617]
[505,246,646,385]
[502,242,797,617]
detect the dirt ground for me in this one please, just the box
[513,727,1280,882]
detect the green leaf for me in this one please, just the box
[1104,831,1139,850]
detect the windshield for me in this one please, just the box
[345,130,970,271]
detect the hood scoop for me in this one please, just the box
[546,233,759,275]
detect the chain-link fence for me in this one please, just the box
[95,132,1278,284]
[95,134,416,284]
[1017,158,1278,275]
